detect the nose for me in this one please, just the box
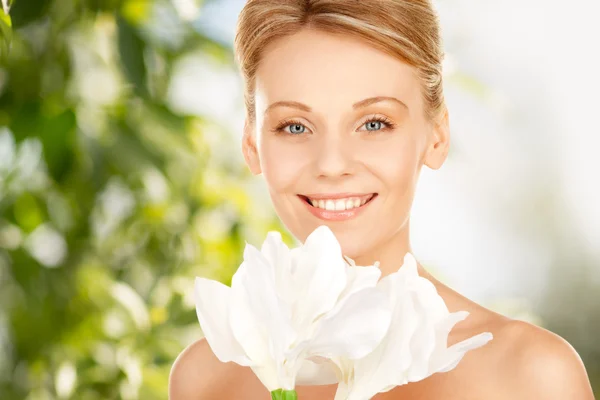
[312,132,355,178]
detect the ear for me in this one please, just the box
[423,108,450,170]
[242,118,262,175]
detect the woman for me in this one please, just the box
[170,0,595,398]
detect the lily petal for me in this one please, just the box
[229,260,273,364]
[345,274,420,400]
[310,287,391,360]
[261,231,296,308]
[433,329,493,373]
[338,265,381,301]
[290,225,348,328]
[196,225,402,395]
[230,243,298,390]
[335,252,494,400]
[194,277,251,366]
[296,358,339,386]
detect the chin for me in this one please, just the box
[331,232,368,259]
[292,221,371,256]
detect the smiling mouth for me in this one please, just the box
[298,193,378,211]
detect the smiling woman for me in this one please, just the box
[243,26,436,266]
[169,0,595,399]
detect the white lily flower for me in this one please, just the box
[194,225,391,393]
[329,252,494,400]
[295,254,383,386]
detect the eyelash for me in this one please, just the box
[271,115,397,136]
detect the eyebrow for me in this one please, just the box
[264,96,409,116]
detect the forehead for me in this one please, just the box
[255,28,421,112]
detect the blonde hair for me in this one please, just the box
[234,0,446,125]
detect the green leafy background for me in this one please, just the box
[0,1,293,399]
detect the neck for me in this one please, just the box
[348,219,430,279]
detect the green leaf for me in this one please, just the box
[271,389,299,400]
[0,6,12,60]
[10,104,76,182]
[6,0,51,29]
[117,15,149,98]
[120,0,151,25]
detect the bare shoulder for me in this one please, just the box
[493,319,595,399]
[431,283,594,399]
[169,338,243,400]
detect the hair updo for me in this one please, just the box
[234,0,446,124]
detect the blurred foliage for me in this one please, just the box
[0,8,12,61]
[0,0,292,398]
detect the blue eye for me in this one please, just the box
[359,116,396,133]
[288,124,306,135]
[273,116,396,136]
[364,121,383,131]
[273,120,308,135]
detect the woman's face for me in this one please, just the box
[243,28,449,259]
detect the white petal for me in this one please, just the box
[405,290,437,381]
[296,358,339,386]
[241,243,294,340]
[260,231,289,271]
[404,276,451,381]
[194,277,251,365]
[251,365,283,392]
[261,231,296,306]
[230,245,297,387]
[338,253,495,400]
[228,277,272,365]
[408,275,449,322]
[343,264,435,399]
[338,265,381,301]
[343,254,356,267]
[343,255,380,269]
[397,252,419,280]
[434,332,494,373]
[334,382,352,400]
[347,276,418,399]
[261,231,284,259]
[310,287,391,360]
[427,311,469,372]
[449,331,494,353]
[290,225,348,327]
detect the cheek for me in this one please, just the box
[365,139,421,194]
[259,137,307,192]
[385,153,419,193]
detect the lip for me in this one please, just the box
[298,193,378,221]
[301,192,374,200]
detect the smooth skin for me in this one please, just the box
[169,29,595,399]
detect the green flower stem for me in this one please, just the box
[270,389,298,400]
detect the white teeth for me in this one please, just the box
[307,195,373,211]
[325,200,335,211]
